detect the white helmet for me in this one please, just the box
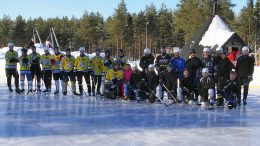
[202,68,209,73]
[144,48,151,55]
[79,47,85,52]
[148,64,154,69]
[131,63,137,68]
[203,47,210,52]
[173,47,180,53]
[8,42,14,48]
[44,47,49,51]
[242,46,249,52]
[216,47,223,53]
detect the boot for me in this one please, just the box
[54,90,59,94]
[9,88,13,92]
[73,91,80,96]
[15,88,21,94]
[243,98,247,106]
[216,98,224,106]
[63,91,67,95]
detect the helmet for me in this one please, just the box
[95,48,101,52]
[242,46,249,52]
[21,48,28,53]
[148,64,154,69]
[44,47,49,51]
[160,46,166,50]
[131,63,137,68]
[173,47,180,53]
[66,48,71,52]
[105,49,110,54]
[118,49,124,53]
[8,42,14,48]
[189,49,196,54]
[203,47,210,52]
[202,68,208,73]
[144,48,151,55]
[216,47,223,53]
[79,47,85,52]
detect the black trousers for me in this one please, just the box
[77,71,91,94]
[31,64,41,89]
[42,70,52,90]
[238,76,249,101]
[93,75,102,93]
[6,68,19,89]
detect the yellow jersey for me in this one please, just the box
[19,55,31,71]
[74,55,91,71]
[40,54,52,70]
[5,50,19,69]
[91,56,104,75]
[60,55,75,72]
[106,68,124,81]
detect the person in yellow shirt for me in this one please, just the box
[19,48,33,94]
[5,42,21,93]
[91,48,105,96]
[29,45,41,92]
[74,47,92,96]
[115,49,127,69]
[105,61,124,98]
[51,47,64,94]
[60,48,78,96]
[40,47,52,93]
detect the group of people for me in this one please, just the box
[5,42,255,109]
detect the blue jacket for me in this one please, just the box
[171,57,185,78]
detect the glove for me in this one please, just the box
[248,76,253,81]
[159,79,163,84]
[9,57,19,63]
[141,78,145,83]
[22,58,29,64]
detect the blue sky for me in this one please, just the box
[1,0,247,20]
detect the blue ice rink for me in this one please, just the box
[0,85,259,146]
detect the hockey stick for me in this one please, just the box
[143,83,168,105]
[161,83,179,104]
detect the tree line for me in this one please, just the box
[0,0,260,59]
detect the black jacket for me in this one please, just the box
[139,54,154,71]
[185,56,203,79]
[145,71,159,90]
[236,55,255,77]
[201,56,215,75]
[130,70,142,88]
[164,70,178,91]
[224,79,240,96]
[155,54,172,73]
[198,76,215,91]
[216,57,234,79]
[180,76,195,92]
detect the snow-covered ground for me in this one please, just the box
[0,81,259,146]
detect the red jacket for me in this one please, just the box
[124,69,132,83]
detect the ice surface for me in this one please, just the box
[0,79,259,146]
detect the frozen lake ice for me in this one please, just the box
[0,81,259,146]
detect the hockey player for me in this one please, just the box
[91,48,105,96]
[155,46,172,100]
[103,49,114,73]
[221,70,240,109]
[116,49,127,69]
[201,47,215,77]
[40,47,52,93]
[162,64,178,103]
[138,64,159,103]
[19,48,33,93]
[139,48,154,75]
[185,49,203,100]
[236,46,255,105]
[171,47,185,79]
[122,64,132,100]
[60,48,78,95]
[29,45,41,92]
[51,47,64,94]
[129,63,142,100]
[5,42,20,93]
[105,61,124,99]
[198,68,215,106]
[215,48,234,106]
[179,68,196,104]
[74,47,92,96]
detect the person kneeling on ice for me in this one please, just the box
[198,68,215,107]
[122,64,133,100]
[105,62,124,99]
[179,68,196,104]
[138,64,159,103]
[19,48,33,94]
[60,48,79,96]
[129,63,142,100]
[162,64,178,104]
[221,70,240,109]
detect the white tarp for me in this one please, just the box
[199,15,234,49]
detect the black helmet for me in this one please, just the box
[189,49,196,54]
[21,48,28,53]
[105,49,110,54]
